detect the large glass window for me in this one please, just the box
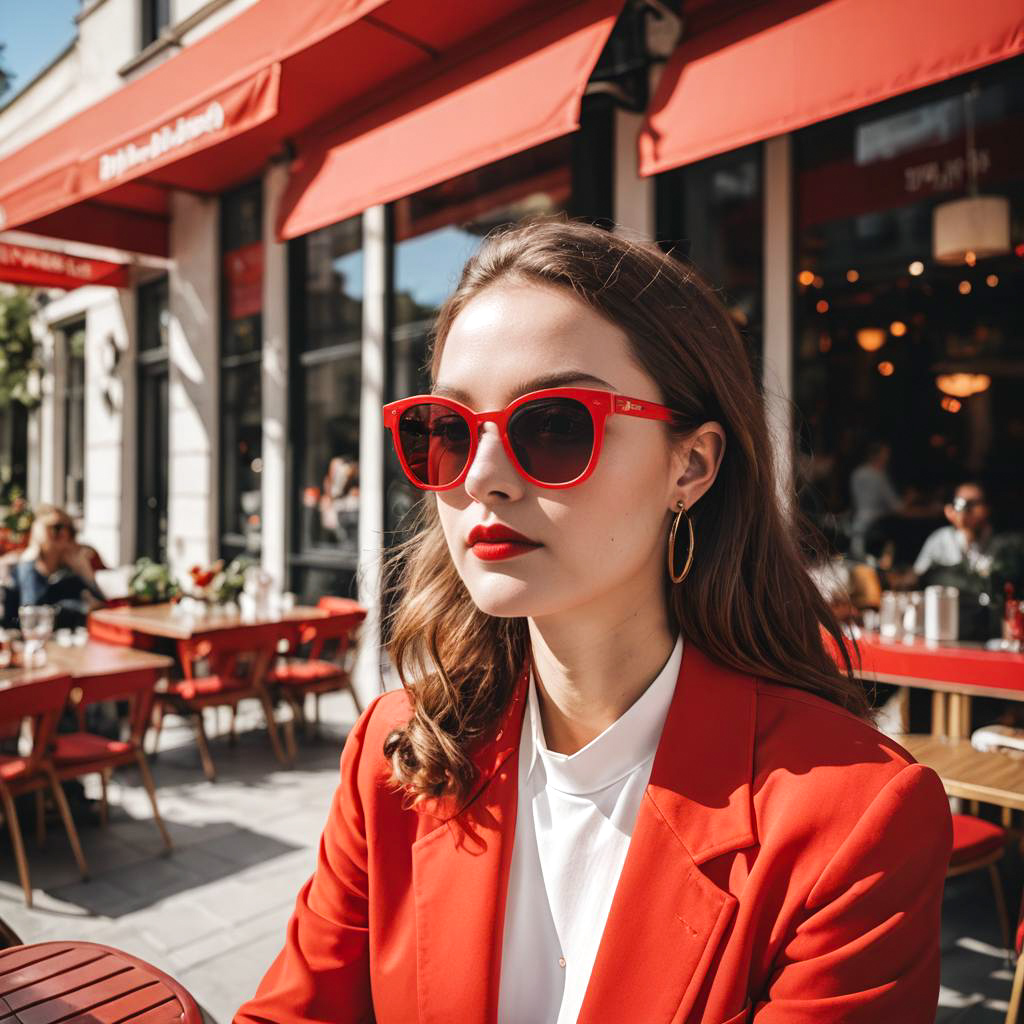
[62,321,86,519]
[793,59,1024,562]
[290,215,363,604]
[220,182,264,559]
[386,138,573,537]
[137,276,169,561]
[655,145,764,369]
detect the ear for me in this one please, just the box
[943,504,956,525]
[669,421,726,511]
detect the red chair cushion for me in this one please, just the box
[268,659,344,685]
[949,813,1006,866]
[52,733,133,763]
[0,756,29,781]
[166,675,247,701]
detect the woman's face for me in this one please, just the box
[433,280,714,622]
[40,516,74,554]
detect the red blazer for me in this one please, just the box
[235,644,952,1024]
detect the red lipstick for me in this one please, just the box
[467,523,542,561]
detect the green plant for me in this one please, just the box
[129,558,181,604]
[210,555,257,605]
[0,289,42,409]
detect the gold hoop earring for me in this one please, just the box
[667,500,694,584]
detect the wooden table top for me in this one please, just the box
[91,602,327,640]
[854,630,1024,697]
[897,732,1024,812]
[0,940,203,1022]
[0,640,172,689]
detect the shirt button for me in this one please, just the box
[558,957,566,969]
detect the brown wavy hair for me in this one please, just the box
[382,218,867,805]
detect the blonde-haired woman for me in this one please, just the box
[13,505,104,627]
[237,220,951,1024]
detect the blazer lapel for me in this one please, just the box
[411,667,529,1024]
[578,644,759,1024]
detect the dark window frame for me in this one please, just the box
[140,0,171,49]
[136,277,170,563]
[219,180,264,561]
[60,320,87,519]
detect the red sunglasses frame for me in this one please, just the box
[381,386,680,491]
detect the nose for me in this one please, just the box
[463,423,525,503]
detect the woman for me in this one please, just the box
[236,221,951,1023]
[13,505,105,628]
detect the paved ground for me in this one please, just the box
[0,691,1018,1023]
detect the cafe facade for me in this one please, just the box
[0,0,1021,700]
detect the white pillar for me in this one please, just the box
[261,161,289,592]
[354,204,389,705]
[167,190,219,577]
[762,135,794,511]
[613,108,655,240]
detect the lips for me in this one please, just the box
[467,523,540,547]
[466,523,542,563]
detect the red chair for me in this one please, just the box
[269,599,367,734]
[1006,893,1024,1023]
[153,623,292,781]
[49,666,171,853]
[948,811,1010,950]
[0,674,89,907]
[87,614,156,650]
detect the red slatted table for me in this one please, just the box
[0,941,202,1022]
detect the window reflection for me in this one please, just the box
[793,62,1024,560]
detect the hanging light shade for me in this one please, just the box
[856,328,886,352]
[935,372,992,398]
[933,195,1011,264]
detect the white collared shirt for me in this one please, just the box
[497,634,684,1024]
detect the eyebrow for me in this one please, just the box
[431,370,615,406]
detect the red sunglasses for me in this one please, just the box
[382,386,681,491]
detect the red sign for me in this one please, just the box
[0,241,129,291]
[224,241,263,320]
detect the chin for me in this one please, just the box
[461,569,551,619]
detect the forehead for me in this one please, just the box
[955,485,984,501]
[435,281,652,407]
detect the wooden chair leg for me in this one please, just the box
[256,689,291,767]
[990,862,1011,951]
[99,769,109,826]
[1007,950,1024,1024]
[149,702,165,756]
[34,790,46,848]
[191,713,216,782]
[45,771,89,881]
[134,751,172,853]
[0,784,33,907]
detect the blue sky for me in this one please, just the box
[1,0,80,104]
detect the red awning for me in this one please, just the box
[639,0,1024,176]
[278,0,621,239]
[0,240,129,290]
[0,0,620,256]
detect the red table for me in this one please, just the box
[0,940,202,1022]
[853,629,1024,738]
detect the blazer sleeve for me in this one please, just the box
[753,762,952,1023]
[233,695,382,1024]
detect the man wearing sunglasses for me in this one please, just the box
[912,481,994,581]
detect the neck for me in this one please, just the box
[527,579,676,756]
[37,550,61,574]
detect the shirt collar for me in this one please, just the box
[522,634,684,796]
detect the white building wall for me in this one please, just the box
[167,191,219,576]
[261,161,289,592]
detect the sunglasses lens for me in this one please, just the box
[397,403,472,487]
[508,397,594,484]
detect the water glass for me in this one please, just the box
[18,606,55,667]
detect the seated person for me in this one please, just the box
[7,505,106,628]
[913,481,993,580]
